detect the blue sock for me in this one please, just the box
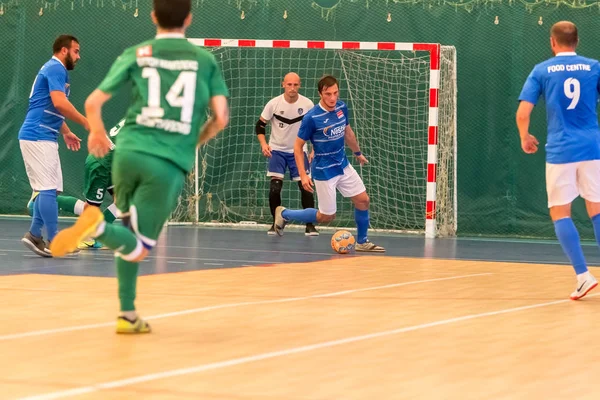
[554,217,587,275]
[355,209,369,244]
[592,214,600,250]
[38,189,59,243]
[281,208,318,224]
[29,195,43,238]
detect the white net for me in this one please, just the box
[170,44,457,236]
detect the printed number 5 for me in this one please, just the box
[564,77,580,110]
[96,188,104,200]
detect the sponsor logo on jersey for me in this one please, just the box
[336,110,344,119]
[323,124,345,138]
[136,45,153,57]
[298,108,304,115]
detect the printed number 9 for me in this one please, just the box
[564,77,580,110]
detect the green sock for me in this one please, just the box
[57,195,80,214]
[116,257,139,312]
[96,223,138,253]
[102,204,118,224]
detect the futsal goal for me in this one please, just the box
[170,38,457,238]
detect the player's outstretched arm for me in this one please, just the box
[516,101,539,154]
[344,125,368,165]
[198,95,229,146]
[50,91,89,131]
[84,89,113,158]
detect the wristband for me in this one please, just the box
[354,151,362,156]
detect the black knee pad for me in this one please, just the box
[269,179,283,217]
[270,179,283,195]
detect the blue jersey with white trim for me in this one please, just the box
[18,57,70,142]
[518,52,600,164]
[298,100,350,181]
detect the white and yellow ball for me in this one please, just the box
[331,230,356,254]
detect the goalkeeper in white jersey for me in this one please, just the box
[256,72,319,236]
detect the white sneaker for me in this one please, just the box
[355,240,386,253]
[274,206,288,236]
[570,274,598,300]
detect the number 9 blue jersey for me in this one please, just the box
[519,52,600,164]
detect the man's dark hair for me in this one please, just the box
[318,75,339,93]
[53,35,79,54]
[154,0,191,29]
[551,21,578,48]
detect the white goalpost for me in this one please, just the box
[170,38,457,238]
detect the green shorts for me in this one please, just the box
[83,155,113,205]
[112,150,185,249]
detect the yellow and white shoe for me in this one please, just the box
[50,206,104,257]
[116,316,151,334]
[77,239,96,249]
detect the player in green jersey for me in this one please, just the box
[50,0,229,334]
[26,118,125,249]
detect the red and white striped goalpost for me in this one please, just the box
[190,39,442,238]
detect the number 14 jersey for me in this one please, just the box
[97,33,229,173]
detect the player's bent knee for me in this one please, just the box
[132,248,149,262]
[549,204,572,221]
[317,212,336,223]
[117,239,149,262]
[352,193,370,210]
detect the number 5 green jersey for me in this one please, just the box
[96,33,229,173]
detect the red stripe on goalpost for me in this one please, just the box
[427,164,437,183]
[429,89,439,107]
[377,42,396,50]
[342,42,361,49]
[426,201,436,220]
[238,40,256,47]
[272,40,291,48]
[428,126,438,146]
[204,39,222,47]
[307,41,325,49]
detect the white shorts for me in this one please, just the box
[314,164,366,215]
[20,140,63,192]
[546,160,600,208]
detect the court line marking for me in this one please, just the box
[0,245,590,267]
[0,249,285,265]
[0,273,490,341]
[19,289,596,400]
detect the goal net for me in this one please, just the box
[171,39,457,238]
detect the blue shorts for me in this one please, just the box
[267,150,311,181]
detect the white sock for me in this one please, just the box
[577,271,591,284]
[107,203,120,219]
[74,200,85,215]
[121,311,138,321]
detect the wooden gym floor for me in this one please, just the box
[1,217,600,399]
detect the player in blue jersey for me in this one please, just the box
[517,21,600,300]
[274,75,385,252]
[18,34,89,257]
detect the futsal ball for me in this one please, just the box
[331,230,356,254]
